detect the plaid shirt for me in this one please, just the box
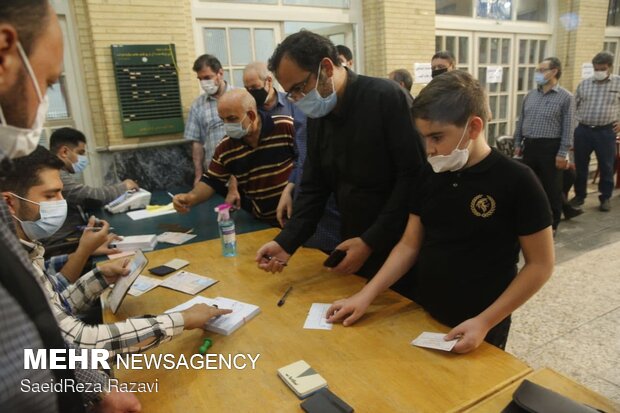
[0,152,107,411]
[21,240,185,357]
[575,74,620,126]
[513,84,576,158]
[184,82,233,169]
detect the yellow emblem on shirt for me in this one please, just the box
[470,194,496,218]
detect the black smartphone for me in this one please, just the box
[148,265,176,276]
[323,249,346,268]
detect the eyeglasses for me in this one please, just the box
[285,72,313,102]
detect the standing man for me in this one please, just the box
[336,45,354,68]
[431,50,456,78]
[572,51,620,212]
[256,31,425,278]
[388,68,415,109]
[513,57,575,233]
[243,61,341,252]
[184,54,232,186]
[0,1,139,411]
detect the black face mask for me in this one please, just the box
[432,68,448,78]
[248,87,269,106]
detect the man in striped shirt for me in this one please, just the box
[173,89,295,224]
[572,51,620,212]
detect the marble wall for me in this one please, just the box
[100,142,194,191]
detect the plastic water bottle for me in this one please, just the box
[215,203,236,257]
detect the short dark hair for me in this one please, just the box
[268,30,342,74]
[0,0,51,56]
[336,44,353,61]
[390,69,413,91]
[50,127,87,154]
[431,50,456,67]
[544,57,562,80]
[412,70,489,127]
[592,51,614,67]
[192,54,223,73]
[0,146,65,196]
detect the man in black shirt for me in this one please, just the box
[326,71,554,353]
[255,31,424,279]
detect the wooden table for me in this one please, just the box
[463,368,620,412]
[105,229,532,413]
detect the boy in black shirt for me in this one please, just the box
[326,71,554,353]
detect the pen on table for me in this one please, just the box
[262,254,287,267]
[77,225,114,231]
[277,286,293,307]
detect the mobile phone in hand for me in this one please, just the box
[323,249,346,268]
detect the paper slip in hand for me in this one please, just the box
[108,250,135,260]
[128,275,162,297]
[411,332,458,352]
[303,303,333,330]
[160,271,218,295]
[157,232,197,245]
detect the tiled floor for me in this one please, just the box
[506,184,620,407]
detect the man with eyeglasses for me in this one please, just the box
[513,57,576,234]
[255,30,425,284]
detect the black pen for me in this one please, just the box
[277,286,293,307]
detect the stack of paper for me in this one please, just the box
[165,296,260,336]
[112,235,158,252]
[277,360,328,399]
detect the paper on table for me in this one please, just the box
[157,232,197,245]
[411,332,458,352]
[303,303,333,330]
[160,271,218,295]
[127,203,176,221]
[128,275,162,297]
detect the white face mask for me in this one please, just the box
[427,119,471,173]
[11,193,67,241]
[593,70,609,81]
[200,79,219,96]
[0,42,48,159]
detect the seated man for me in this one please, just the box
[327,71,554,353]
[2,146,231,356]
[45,127,139,250]
[173,89,295,224]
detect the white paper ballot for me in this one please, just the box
[127,205,176,221]
[303,303,333,330]
[157,232,197,245]
[128,275,162,297]
[160,271,218,295]
[411,332,458,352]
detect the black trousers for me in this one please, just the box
[522,138,562,229]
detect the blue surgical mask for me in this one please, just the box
[534,72,548,86]
[11,193,67,241]
[294,63,337,119]
[72,154,89,174]
[224,114,248,140]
